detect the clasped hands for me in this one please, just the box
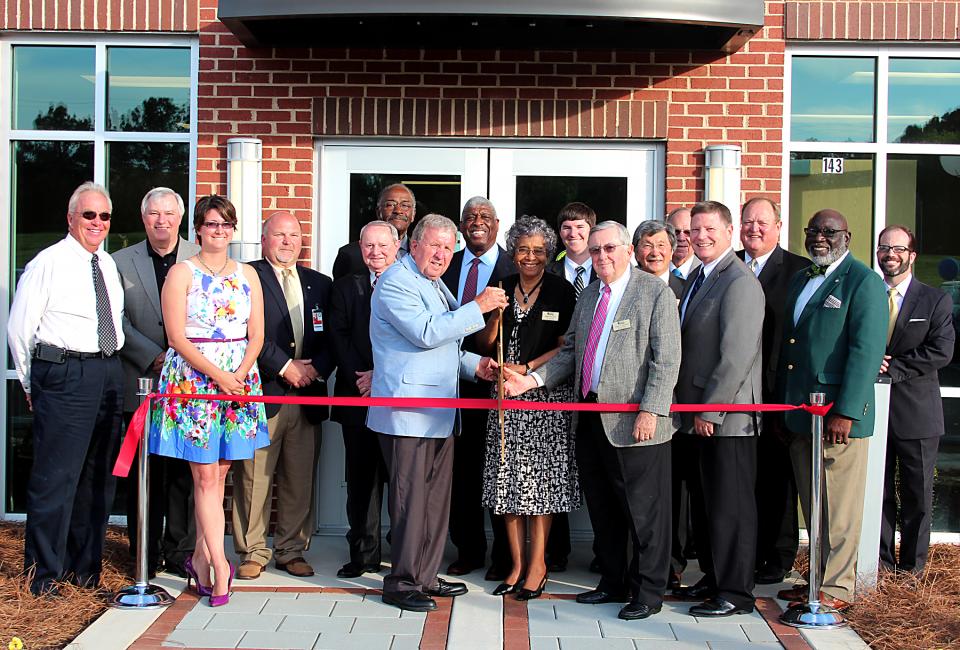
[281,359,319,389]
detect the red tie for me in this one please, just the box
[461,258,481,304]
[580,285,612,398]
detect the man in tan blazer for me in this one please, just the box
[506,220,681,621]
[113,187,199,578]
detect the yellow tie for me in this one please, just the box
[282,268,304,357]
[887,286,899,344]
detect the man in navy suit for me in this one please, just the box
[232,211,334,580]
[369,213,507,612]
[441,197,517,579]
[876,225,953,574]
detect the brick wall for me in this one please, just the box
[785,1,960,40]
[1,0,197,31]
[196,0,787,222]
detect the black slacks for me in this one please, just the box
[686,433,758,610]
[342,423,388,566]
[26,356,124,594]
[880,435,940,573]
[124,446,195,571]
[576,409,671,607]
[754,415,799,575]
[670,432,698,576]
[379,433,454,594]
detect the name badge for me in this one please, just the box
[312,307,324,332]
[542,311,560,322]
[613,319,631,331]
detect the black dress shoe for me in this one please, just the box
[672,579,716,600]
[447,559,484,576]
[382,590,438,612]
[618,601,662,620]
[689,597,752,617]
[424,578,468,597]
[337,562,381,578]
[576,589,629,605]
[515,575,548,601]
[492,581,519,596]
[588,557,602,573]
[484,565,509,582]
[755,564,788,585]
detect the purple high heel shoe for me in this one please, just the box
[209,561,235,607]
[184,556,212,597]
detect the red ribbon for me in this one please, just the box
[112,393,832,477]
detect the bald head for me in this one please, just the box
[262,211,303,268]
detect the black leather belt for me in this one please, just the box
[33,342,114,362]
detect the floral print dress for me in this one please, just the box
[149,260,269,463]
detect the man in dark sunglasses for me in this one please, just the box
[778,209,887,612]
[7,181,126,596]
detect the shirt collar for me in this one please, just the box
[565,255,592,273]
[464,245,499,266]
[64,233,100,260]
[743,247,775,269]
[657,270,671,284]
[147,238,179,261]
[601,266,632,294]
[822,250,850,278]
[886,273,912,297]
[700,247,734,278]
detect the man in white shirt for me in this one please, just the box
[633,220,685,299]
[8,181,126,596]
[547,202,597,298]
[667,207,701,280]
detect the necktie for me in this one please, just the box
[580,285,612,398]
[574,266,585,298]
[461,258,481,304]
[806,264,827,278]
[749,258,760,276]
[91,254,118,355]
[687,269,705,304]
[887,286,899,344]
[282,268,304,357]
[671,268,683,279]
[372,272,380,289]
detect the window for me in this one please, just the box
[2,36,197,515]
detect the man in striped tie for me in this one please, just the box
[505,221,682,621]
[547,202,598,300]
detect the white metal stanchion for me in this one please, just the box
[780,392,846,628]
[110,378,175,609]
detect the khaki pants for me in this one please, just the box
[789,434,868,602]
[232,403,318,565]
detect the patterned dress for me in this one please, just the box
[149,260,269,463]
[481,300,581,515]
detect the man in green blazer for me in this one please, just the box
[778,209,887,610]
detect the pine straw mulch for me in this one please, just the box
[0,521,135,650]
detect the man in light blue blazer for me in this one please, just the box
[368,213,507,613]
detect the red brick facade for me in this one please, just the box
[785,1,960,40]
[1,0,197,32]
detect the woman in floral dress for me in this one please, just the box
[149,194,268,606]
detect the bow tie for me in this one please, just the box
[805,264,827,278]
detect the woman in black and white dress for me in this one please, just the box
[477,215,580,601]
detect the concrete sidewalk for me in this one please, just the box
[70,536,870,650]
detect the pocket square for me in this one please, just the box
[823,295,842,309]
[908,318,927,322]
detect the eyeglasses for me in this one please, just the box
[803,227,847,238]
[674,228,691,237]
[639,242,671,252]
[381,200,413,210]
[516,247,547,257]
[79,210,111,221]
[588,243,626,256]
[877,244,911,254]
[203,221,235,231]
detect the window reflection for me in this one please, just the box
[934,399,960,531]
[889,58,960,144]
[106,142,190,251]
[12,46,95,131]
[515,176,628,239]
[791,57,876,143]
[107,47,191,132]
[11,141,94,280]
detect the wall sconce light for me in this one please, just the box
[704,144,743,227]
[226,137,262,261]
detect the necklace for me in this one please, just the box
[517,275,544,304]
[196,254,229,277]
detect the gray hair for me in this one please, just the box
[666,206,690,222]
[505,215,558,260]
[141,187,185,217]
[632,220,676,250]
[68,181,112,214]
[590,221,631,247]
[360,220,399,242]
[460,196,497,221]
[411,213,458,241]
[377,183,416,206]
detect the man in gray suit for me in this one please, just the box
[113,187,200,578]
[673,201,764,617]
[506,221,681,621]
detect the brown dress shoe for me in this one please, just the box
[237,560,263,580]
[789,591,852,611]
[776,585,809,601]
[276,557,315,577]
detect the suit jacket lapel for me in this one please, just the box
[261,263,295,340]
[756,246,783,289]
[133,241,163,317]
[888,281,918,349]
[682,251,734,328]
[795,255,852,330]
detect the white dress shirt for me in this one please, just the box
[8,235,125,392]
[886,274,912,311]
[587,268,631,394]
[657,270,671,285]
[563,256,593,285]
[670,256,698,280]
[270,261,303,376]
[456,245,500,302]
[793,250,850,325]
[743,248,775,277]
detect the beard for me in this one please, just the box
[881,257,910,277]
[807,245,846,267]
